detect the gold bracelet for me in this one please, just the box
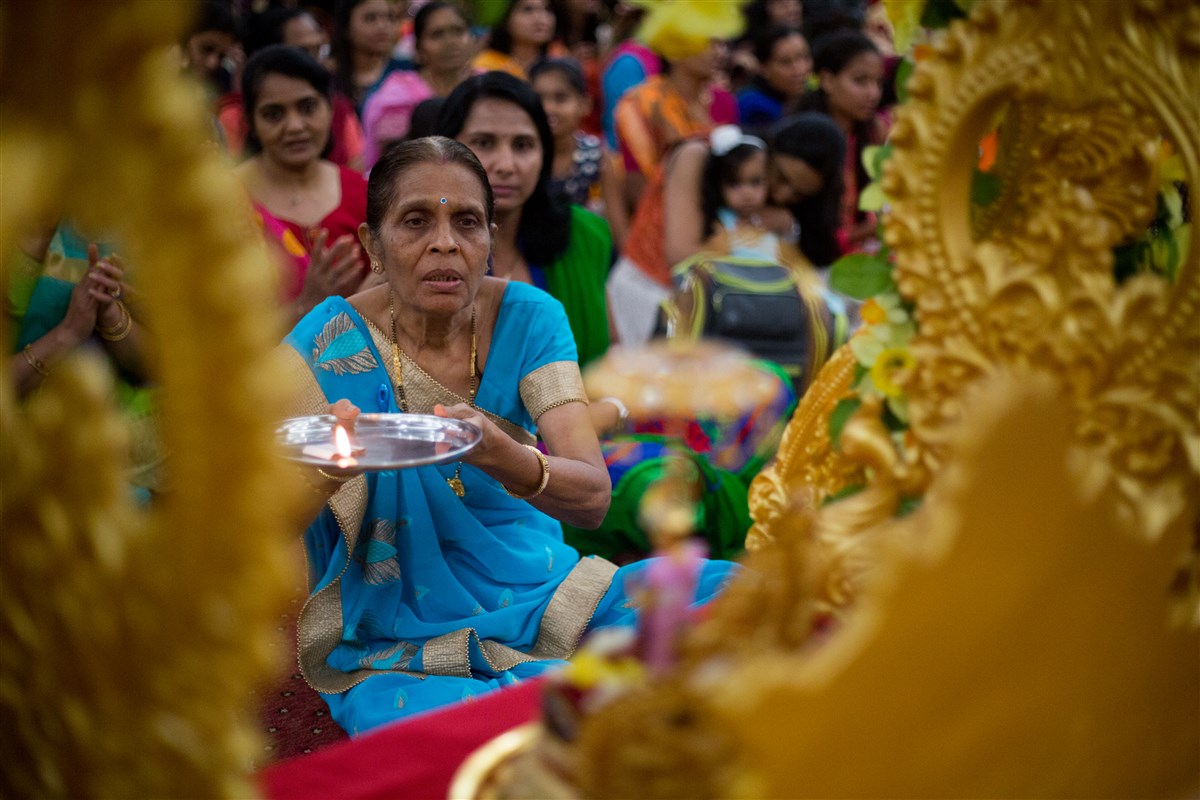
[315,467,353,484]
[298,466,352,496]
[598,396,630,427]
[97,300,133,341]
[23,344,49,377]
[504,444,550,500]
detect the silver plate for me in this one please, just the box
[277,413,482,470]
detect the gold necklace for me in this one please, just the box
[389,293,477,498]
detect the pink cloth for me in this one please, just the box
[361,71,435,171]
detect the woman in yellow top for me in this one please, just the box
[473,0,563,80]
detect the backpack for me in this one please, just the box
[663,254,844,393]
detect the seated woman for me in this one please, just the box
[435,71,614,368]
[279,137,734,734]
[235,46,374,322]
[9,222,160,496]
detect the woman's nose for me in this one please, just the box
[429,219,459,251]
[490,145,516,176]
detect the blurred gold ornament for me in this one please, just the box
[747,0,1200,620]
[557,0,1200,795]
[1,2,301,797]
[724,374,1200,797]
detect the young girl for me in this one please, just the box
[699,125,792,262]
[531,58,628,248]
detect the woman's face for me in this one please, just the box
[367,161,493,316]
[769,153,824,206]
[349,0,398,57]
[532,70,588,139]
[762,33,811,100]
[820,50,884,124]
[676,39,726,83]
[767,0,803,28]
[507,0,555,48]
[252,73,332,168]
[455,98,543,215]
[416,7,472,73]
[283,13,330,66]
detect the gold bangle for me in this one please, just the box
[23,344,49,377]
[97,300,133,341]
[598,396,630,427]
[315,467,353,484]
[504,444,550,500]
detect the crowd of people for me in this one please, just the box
[10,0,897,734]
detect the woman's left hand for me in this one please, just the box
[86,249,128,330]
[433,402,497,463]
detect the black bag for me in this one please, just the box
[663,254,840,391]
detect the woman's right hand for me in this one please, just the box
[300,229,364,308]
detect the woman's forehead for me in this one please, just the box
[393,161,488,207]
[460,98,538,135]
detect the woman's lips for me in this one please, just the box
[423,272,464,290]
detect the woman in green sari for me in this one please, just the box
[434,71,614,369]
[9,225,146,397]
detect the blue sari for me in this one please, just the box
[281,282,734,734]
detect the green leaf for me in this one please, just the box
[828,397,862,451]
[829,253,897,300]
[896,494,923,517]
[921,0,969,28]
[858,182,887,212]
[823,483,865,506]
[894,57,915,105]
[970,170,1002,208]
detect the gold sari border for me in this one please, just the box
[520,361,588,421]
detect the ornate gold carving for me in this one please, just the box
[558,1,1200,794]
[1,3,298,796]
[881,0,1200,542]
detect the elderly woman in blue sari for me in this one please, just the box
[279,136,734,735]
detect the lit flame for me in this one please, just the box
[334,425,356,469]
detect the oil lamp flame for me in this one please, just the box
[334,425,357,468]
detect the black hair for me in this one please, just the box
[413,1,470,45]
[753,24,804,65]
[434,71,572,265]
[486,0,557,57]
[528,57,587,95]
[769,112,846,266]
[796,29,879,239]
[241,45,334,158]
[700,143,767,239]
[406,97,446,140]
[189,0,237,39]
[243,7,305,57]
[366,136,494,235]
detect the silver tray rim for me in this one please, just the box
[276,412,482,470]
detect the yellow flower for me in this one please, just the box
[861,297,888,325]
[870,347,915,397]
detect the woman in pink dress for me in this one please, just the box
[235,45,375,322]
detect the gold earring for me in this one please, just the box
[371,259,383,274]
